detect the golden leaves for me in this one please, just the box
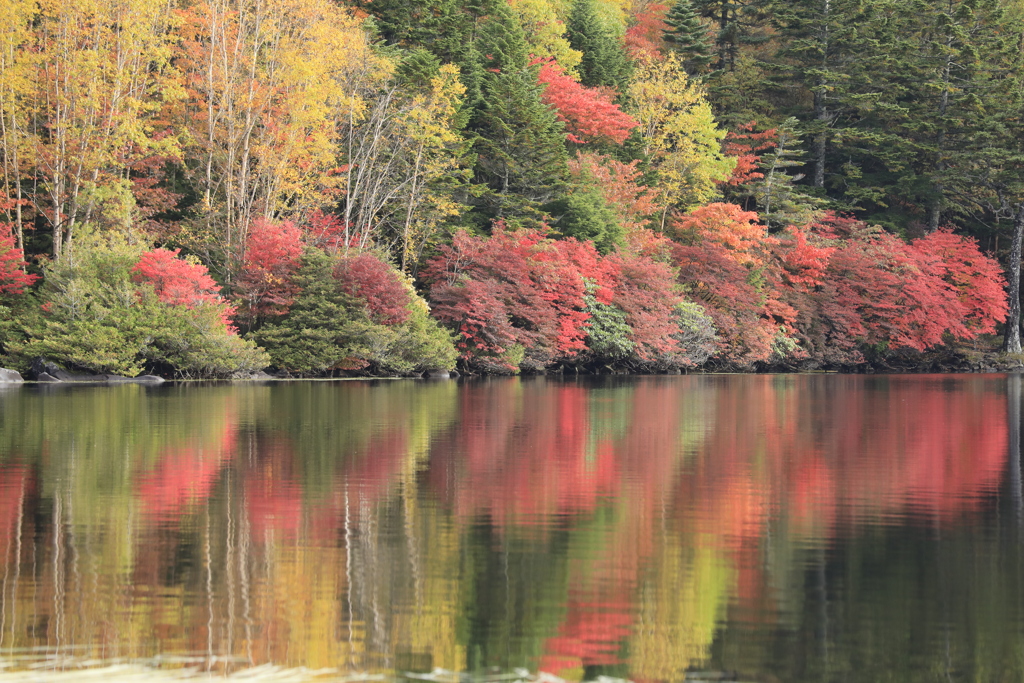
[627,52,735,218]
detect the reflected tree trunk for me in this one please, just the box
[816,546,829,682]
[0,476,26,649]
[1010,374,1022,532]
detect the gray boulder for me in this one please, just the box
[28,358,62,380]
[28,358,165,383]
[0,368,23,383]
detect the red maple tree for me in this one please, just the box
[720,122,778,186]
[671,204,791,365]
[132,248,237,329]
[537,60,639,145]
[236,218,304,324]
[423,225,594,371]
[624,3,669,59]
[334,252,412,325]
[0,222,37,298]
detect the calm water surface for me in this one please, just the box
[0,374,1021,681]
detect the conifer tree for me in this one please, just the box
[363,0,457,49]
[692,0,770,73]
[545,166,623,253]
[765,0,878,189]
[664,0,714,75]
[909,0,1010,232]
[468,0,569,223]
[750,118,824,228]
[566,0,632,90]
[936,7,1024,351]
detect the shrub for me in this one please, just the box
[235,218,304,330]
[423,226,593,373]
[11,230,268,377]
[0,223,36,300]
[424,224,714,373]
[671,203,796,367]
[254,249,456,376]
[777,215,1008,366]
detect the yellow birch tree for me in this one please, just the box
[1,0,183,257]
[628,52,735,229]
[176,0,388,281]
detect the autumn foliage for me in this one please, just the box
[423,226,593,372]
[333,252,412,325]
[720,122,778,187]
[537,60,639,145]
[236,219,304,326]
[671,206,1008,367]
[132,248,237,330]
[568,153,660,234]
[672,203,793,365]
[624,3,670,59]
[0,224,36,298]
[423,223,713,373]
[0,0,1018,378]
[779,216,1008,363]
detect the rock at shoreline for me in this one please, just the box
[231,370,273,380]
[28,358,165,384]
[426,370,450,379]
[0,368,24,383]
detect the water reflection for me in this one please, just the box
[0,375,1017,681]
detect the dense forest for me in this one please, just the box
[0,0,1021,377]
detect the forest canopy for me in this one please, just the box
[0,0,1020,377]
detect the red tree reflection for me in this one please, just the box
[424,376,1009,674]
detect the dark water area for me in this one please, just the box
[0,374,1021,681]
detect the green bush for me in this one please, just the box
[254,249,457,376]
[9,230,268,378]
[583,291,636,361]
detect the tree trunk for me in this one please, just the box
[1003,202,1024,353]
[812,0,829,188]
[928,47,953,233]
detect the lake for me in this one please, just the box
[0,374,1021,682]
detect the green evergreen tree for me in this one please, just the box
[829,0,1011,232]
[566,0,632,90]
[664,0,714,75]
[467,0,569,224]
[360,0,461,52]
[909,0,1009,232]
[254,250,368,375]
[255,250,457,375]
[765,0,882,190]
[751,118,825,228]
[692,0,770,73]
[545,168,623,253]
[937,8,1024,350]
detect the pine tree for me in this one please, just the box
[545,167,624,253]
[663,0,714,75]
[360,0,461,52]
[692,0,770,73]
[750,118,824,229]
[935,8,1024,350]
[834,0,1012,232]
[910,0,1010,232]
[467,0,569,223]
[765,0,880,190]
[566,0,632,90]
